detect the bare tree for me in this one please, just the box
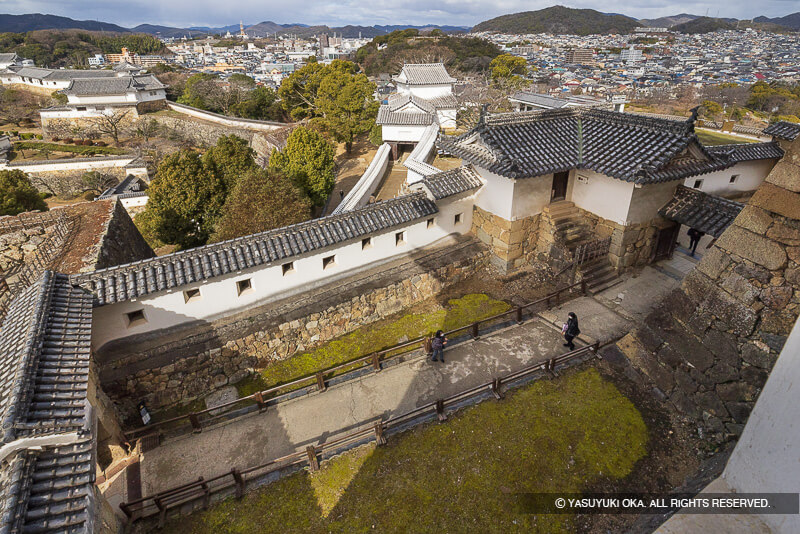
[135,118,160,143]
[90,109,132,145]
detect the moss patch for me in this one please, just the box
[237,294,510,397]
[150,398,206,425]
[166,368,649,533]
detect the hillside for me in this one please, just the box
[472,6,641,35]
[638,13,699,28]
[0,30,168,67]
[672,17,735,33]
[754,12,800,30]
[131,24,205,38]
[0,13,129,33]
[356,29,501,76]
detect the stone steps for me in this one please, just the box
[578,257,620,294]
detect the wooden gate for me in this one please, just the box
[653,224,680,262]
[573,237,611,266]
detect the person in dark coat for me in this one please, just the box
[431,330,447,362]
[687,228,705,256]
[563,312,580,351]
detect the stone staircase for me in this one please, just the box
[543,201,621,294]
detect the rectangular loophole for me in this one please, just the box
[693,179,703,189]
[322,255,336,270]
[236,278,252,296]
[362,237,372,250]
[183,288,202,303]
[282,262,294,276]
[454,213,463,224]
[125,309,147,327]
[729,174,739,184]
[395,231,405,246]
[427,218,435,228]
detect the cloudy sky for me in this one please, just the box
[2,0,797,28]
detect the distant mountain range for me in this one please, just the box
[0,13,469,39]
[0,9,797,39]
[472,6,800,34]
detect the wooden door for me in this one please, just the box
[653,224,680,261]
[551,171,569,202]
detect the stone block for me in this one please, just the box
[716,381,757,402]
[724,401,752,424]
[760,286,793,310]
[749,182,800,220]
[740,365,768,387]
[705,361,739,384]
[476,227,492,245]
[696,247,732,280]
[734,205,773,234]
[701,329,738,366]
[741,343,775,369]
[715,226,787,271]
[765,161,800,192]
[733,262,771,285]
[766,221,800,246]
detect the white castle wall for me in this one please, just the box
[166,102,286,132]
[90,195,476,349]
[683,159,776,196]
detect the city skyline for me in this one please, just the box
[1,0,798,31]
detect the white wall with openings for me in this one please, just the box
[90,195,476,349]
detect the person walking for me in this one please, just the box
[687,228,704,257]
[431,330,447,363]
[563,312,580,351]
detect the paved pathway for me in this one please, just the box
[130,265,682,496]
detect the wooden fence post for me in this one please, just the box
[374,421,387,446]
[471,322,480,339]
[254,392,267,411]
[231,468,245,498]
[306,446,319,471]
[198,477,210,509]
[490,378,503,400]
[189,413,202,433]
[515,307,523,324]
[315,372,326,391]
[435,399,447,422]
[371,352,381,373]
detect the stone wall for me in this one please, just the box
[606,137,800,444]
[93,200,155,271]
[23,164,132,197]
[151,115,256,147]
[99,238,489,420]
[41,109,140,140]
[472,205,539,272]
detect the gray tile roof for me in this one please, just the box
[0,271,96,533]
[388,93,434,114]
[763,121,800,141]
[393,64,456,86]
[377,106,435,126]
[7,66,117,82]
[97,175,148,200]
[0,54,18,64]
[420,165,484,199]
[72,193,439,305]
[438,108,766,185]
[658,185,744,238]
[62,74,165,96]
[706,142,784,162]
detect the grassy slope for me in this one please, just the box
[166,368,648,533]
[696,129,757,146]
[236,293,510,396]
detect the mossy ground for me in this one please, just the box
[236,293,510,397]
[165,368,649,533]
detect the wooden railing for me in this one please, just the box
[123,280,589,443]
[120,340,601,527]
[573,237,611,266]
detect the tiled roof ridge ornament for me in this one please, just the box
[478,104,489,127]
[685,106,700,132]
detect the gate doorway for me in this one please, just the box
[653,223,680,262]
[551,171,569,202]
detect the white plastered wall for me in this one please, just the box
[683,159,776,196]
[91,196,475,349]
[381,124,429,143]
[569,169,634,225]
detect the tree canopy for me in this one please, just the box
[177,73,283,121]
[490,54,528,83]
[314,68,378,153]
[211,168,312,243]
[269,126,335,206]
[0,169,48,216]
